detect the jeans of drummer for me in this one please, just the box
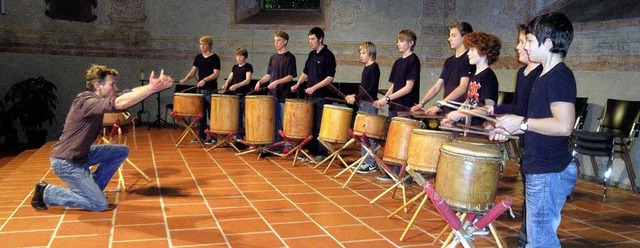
[198,88,213,140]
[44,144,129,211]
[524,160,577,248]
[274,101,284,144]
[237,95,245,140]
[359,102,378,166]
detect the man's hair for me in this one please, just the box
[448,21,473,37]
[236,47,248,58]
[199,35,213,48]
[308,27,325,42]
[359,41,377,61]
[85,64,118,91]
[527,12,573,57]
[274,30,289,42]
[397,29,417,50]
[463,32,502,65]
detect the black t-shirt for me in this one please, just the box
[523,62,576,174]
[302,45,337,98]
[355,62,380,103]
[388,53,420,110]
[230,63,253,95]
[267,51,297,102]
[494,65,542,116]
[440,51,475,103]
[463,68,499,126]
[193,53,221,90]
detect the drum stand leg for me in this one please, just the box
[172,112,204,148]
[278,131,316,167]
[399,192,430,241]
[235,141,285,160]
[313,138,355,174]
[336,134,376,188]
[369,160,410,208]
[205,131,240,152]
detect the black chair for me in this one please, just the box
[572,98,640,201]
[574,97,589,131]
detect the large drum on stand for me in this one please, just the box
[406,129,455,173]
[210,94,239,134]
[283,99,313,140]
[435,142,503,214]
[244,95,275,145]
[353,111,388,140]
[173,93,203,116]
[382,117,425,165]
[319,104,353,143]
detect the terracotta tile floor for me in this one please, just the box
[1,128,639,247]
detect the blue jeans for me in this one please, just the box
[359,102,378,166]
[198,89,214,140]
[237,95,245,140]
[44,145,129,211]
[524,160,577,248]
[274,101,284,144]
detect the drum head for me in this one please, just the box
[246,95,273,100]
[175,92,203,96]
[323,104,353,112]
[441,142,502,159]
[391,117,425,128]
[412,129,453,138]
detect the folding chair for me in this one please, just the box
[572,98,640,201]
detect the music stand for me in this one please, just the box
[136,79,150,124]
[148,90,171,129]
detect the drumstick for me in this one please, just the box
[326,83,347,99]
[247,86,267,95]
[397,111,413,117]
[439,125,518,140]
[324,97,349,103]
[437,100,498,123]
[448,100,488,111]
[358,85,376,102]
[179,85,198,93]
[413,103,427,112]
[412,114,446,119]
[456,124,488,133]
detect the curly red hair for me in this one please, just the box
[463,32,502,65]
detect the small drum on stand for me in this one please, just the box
[319,104,353,144]
[103,112,131,126]
[435,142,503,214]
[210,94,239,134]
[353,111,388,140]
[382,117,425,165]
[173,93,204,116]
[406,129,455,173]
[244,95,275,145]
[284,99,313,139]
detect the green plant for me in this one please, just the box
[4,77,58,132]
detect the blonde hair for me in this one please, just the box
[85,64,118,91]
[199,35,213,48]
[397,29,417,50]
[358,41,377,61]
[235,47,248,58]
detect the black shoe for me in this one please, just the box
[31,181,48,210]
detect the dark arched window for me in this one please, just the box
[45,0,97,22]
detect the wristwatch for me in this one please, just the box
[519,117,529,131]
[386,96,391,102]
